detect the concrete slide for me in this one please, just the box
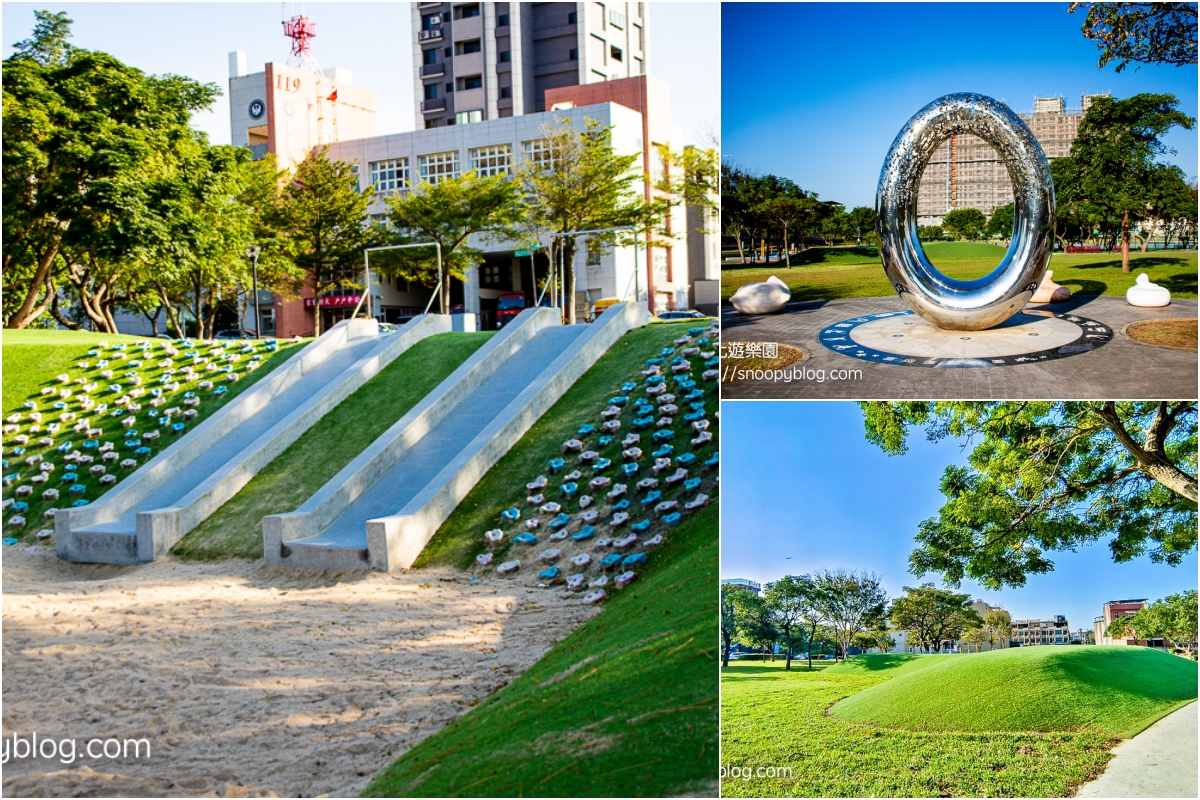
[263,303,650,571]
[56,315,453,565]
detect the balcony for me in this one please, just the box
[418,28,444,43]
[421,98,446,113]
[421,62,446,78]
[453,15,482,41]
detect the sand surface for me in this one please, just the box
[2,547,599,797]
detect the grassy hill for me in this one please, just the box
[830,646,1198,739]
[364,321,720,796]
[721,245,1198,304]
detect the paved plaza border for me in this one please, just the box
[721,295,1198,400]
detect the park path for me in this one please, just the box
[1076,701,1197,798]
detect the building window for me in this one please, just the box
[459,75,483,90]
[370,158,409,196]
[418,151,460,184]
[500,86,512,99]
[446,82,454,93]
[654,249,669,285]
[569,48,578,60]
[609,9,626,28]
[610,45,623,62]
[455,109,483,125]
[497,12,510,26]
[424,84,438,100]
[425,118,440,129]
[499,50,511,63]
[587,242,605,266]
[522,139,553,170]
[421,14,441,31]
[460,39,482,54]
[457,3,480,18]
[444,47,452,57]
[481,265,502,286]
[423,48,438,65]
[568,11,578,24]
[470,144,512,176]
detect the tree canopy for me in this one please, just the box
[889,585,983,653]
[1070,2,1198,72]
[862,401,1198,589]
[941,208,988,241]
[1105,590,1198,658]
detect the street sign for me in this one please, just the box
[514,244,542,257]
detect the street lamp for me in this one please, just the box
[245,245,262,339]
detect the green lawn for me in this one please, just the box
[722,658,1122,798]
[363,504,718,798]
[2,329,303,542]
[172,332,492,560]
[831,647,1198,739]
[416,321,718,570]
[721,243,1198,303]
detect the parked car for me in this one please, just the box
[214,329,255,340]
[655,309,707,321]
[376,322,400,334]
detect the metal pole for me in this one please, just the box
[252,254,260,339]
[351,242,443,321]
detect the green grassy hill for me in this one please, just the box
[830,646,1198,738]
[822,652,947,677]
[365,321,720,796]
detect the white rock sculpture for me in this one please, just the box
[1029,270,1071,304]
[1126,273,1171,307]
[730,275,791,315]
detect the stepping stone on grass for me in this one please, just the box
[584,589,607,604]
[615,570,637,589]
[611,512,629,527]
[567,574,587,592]
[498,560,521,575]
[485,529,504,545]
[476,553,494,567]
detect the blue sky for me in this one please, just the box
[722,2,1198,209]
[3,2,720,147]
[720,402,1198,634]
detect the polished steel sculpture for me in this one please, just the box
[876,93,1055,330]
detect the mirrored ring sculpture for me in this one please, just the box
[875,93,1055,331]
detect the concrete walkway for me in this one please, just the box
[1077,701,1197,798]
[721,295,1197,399]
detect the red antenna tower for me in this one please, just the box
[282,14,317,59]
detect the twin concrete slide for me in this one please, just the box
[56,304,649,570]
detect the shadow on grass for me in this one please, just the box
[721,246,880,272]
[1161,272,1199,296]
[1070,256,1190,271]
[834,653,924,671]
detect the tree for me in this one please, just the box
[847,206,877,246]
[889,585,983,653]
[764,575,818,670]
[962,625,989,653]
[809,569,888,661]
[3,11,220,329]
[983,609,1013,650]
[720,583,750,667]
[1055,93,1194,272]
[861,401,1198,589]
[942,208,987,241]
[756,196,819,268]
[1070,3,1197,72]
[918,225,945,242]
[986,203,1015,240]
[1107,590,1198,658]
[273,148,379,336]
[820,205,850,248]
[384,170,524,313]
[519,117,650,324]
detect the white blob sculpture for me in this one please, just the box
[1126,273,1171,308]
[730,275,791,315]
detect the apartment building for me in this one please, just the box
[412,2,648,129]
[1012,614,1071,646]
[1093,599,1162,646]
[720,578,762,595]
[916,93,1110,226]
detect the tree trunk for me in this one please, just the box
[736,232,747,265]
[1120,210,1131,272]
[783,225,791,268]
[155,283,184,339]
[5,244,60,329]
[565,241,577,325]
[49,289,79,330]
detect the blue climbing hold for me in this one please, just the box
[705,452,720,467]
[684,389,705,400]
[659,348,675,357]
[684,477,702,492]
[124,439,138,449]
[577,424,595,438]
[641,490,662,505]
[548,458,565,473]
[548,513,571,530]
[172,423,185,433]
[662,512,683,527]
[609,396,629,406]
[572,525,595,541]
[595,458,612,470]
[514,532,537,545]
[600,553,623,568]
[705,357,719,369]
[60,472,78,483]
[622,552,647,567]
[2,538,19,545]
[630,519,651,532]
[560,482,578,497]
[687,327,705,336]
[71,499,89,507]
[538,566,559,580]
[597,435,613,447]
[69,483,86,494]
[621,462,639,477]
[11,501,28,512]
[676,379,697,390]
[82,441,98,450]
[652,429,675,443]
[612,499,631,511]
[134,447,151,457]
[632,416,653,430]
[646,375,665,386]
[621,381,637,393]
[646,357,664,366]
[652,445,674,458]
[690,402,707,412]
[500,508,521,522]
[683,410,705,422]
[56,441,73,453]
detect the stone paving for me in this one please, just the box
[721,295,1197,400]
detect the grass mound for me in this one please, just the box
[364,495,717,798]
[830,646,1197,739]
[2,329,302,542]
[823,652,945,677]
[173,332,492,560]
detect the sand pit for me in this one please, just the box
[1,547,599,797]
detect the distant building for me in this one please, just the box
[952,600,1011,652]
[916,93,1111,226]
[1093,599,1171,647]
[721,578,762,595]
[1012,614,1070,646]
